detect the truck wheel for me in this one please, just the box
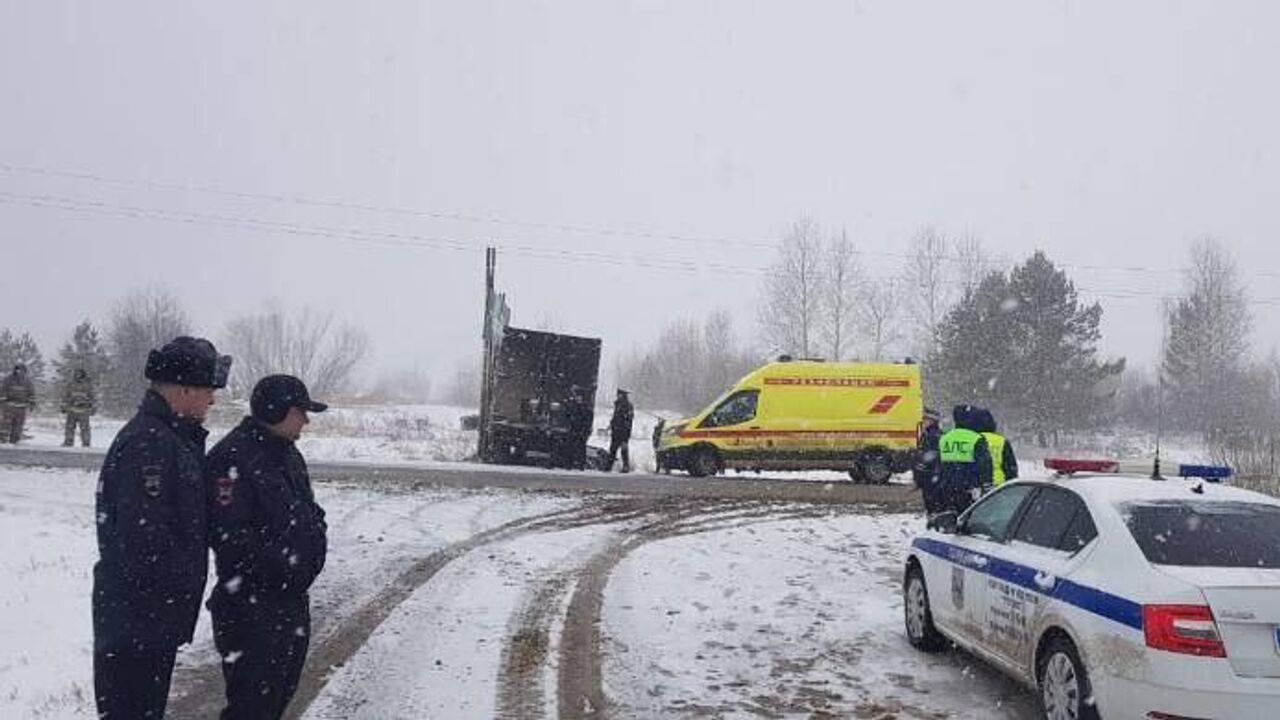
[688,446,721,478]
[858,453,893,485]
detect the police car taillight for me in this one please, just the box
[1142,605,1226,658]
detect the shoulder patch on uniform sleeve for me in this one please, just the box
[142,465,163,498]
[215,474,236,507]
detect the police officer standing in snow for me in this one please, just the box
[607,389,634,472]
[976,408,1018,491]
[913,407,943,514]
[206,374,329,720]
[937,404,994,515]
[93,336,231,719]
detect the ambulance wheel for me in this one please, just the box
[688,446,722,478]
[904,563,945,651]
[1037,635,1099,720]
[858,453,893,485]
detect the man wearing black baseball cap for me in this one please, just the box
[206,374,329,719]
[93,336,232,719]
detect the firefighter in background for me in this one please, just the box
[976,408,1018,491]
[62,368,97,447]
[1,363,36,444]
[913,407,943,514]
[608,389,634,473]
[937,404,994,514]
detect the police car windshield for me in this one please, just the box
[1121,500,1280,569]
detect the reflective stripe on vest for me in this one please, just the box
[983,432,1007,485]
[939,428,981,464]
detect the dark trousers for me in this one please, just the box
[608,435,631,472]
[213,600,311,720]
[914,471,942,514]
[65,413,91,446]
[94,641,179,719]
[2,408,25,443]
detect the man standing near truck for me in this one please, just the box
[608,389,634,472]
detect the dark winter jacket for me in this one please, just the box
[938,405,993,511]
[206,417,327,613]
[914,421,942,483]
[610,396,634,440]
[93,390,210,650]
[62,376,96,415]
[0,371,35,409]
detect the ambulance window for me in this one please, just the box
[962,484,1036,541]
[1011,487,1085,551]
[700,390,759,428]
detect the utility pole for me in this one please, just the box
[478,247,496,461]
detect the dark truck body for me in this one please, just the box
[479,326,602,467]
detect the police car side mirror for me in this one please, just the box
[928,511,959,534]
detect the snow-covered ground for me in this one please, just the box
[17,403,481,464]
[0,463,1038,720]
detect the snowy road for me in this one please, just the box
[1,465,1037,719]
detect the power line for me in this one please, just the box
[4,188,1280,308]
[6,159,1279,281]
[0,161,780,251]
[0,190,768,276]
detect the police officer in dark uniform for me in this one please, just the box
[93,336,232,719]
[913,407,943,514]
[937,404,994,515]
[206,374,329,720]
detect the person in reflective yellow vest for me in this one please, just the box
[937,404,993,515]
[976,408,1018,489]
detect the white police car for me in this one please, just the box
[903,474,1280,719]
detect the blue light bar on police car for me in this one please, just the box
[1045,457,1233,481]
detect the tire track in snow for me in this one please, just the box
[286,496,713,719]
[494,499,761,719]
[554,503,854,720]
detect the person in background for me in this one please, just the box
[93,337,231,719]
[61,367,97,447]
[206,374,329,720]
[608,389,634,472]
[0,363,35,443]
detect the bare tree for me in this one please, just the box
[222,304,370,399]
[104,286,191,414]
[858,277,902,361]
[821,229,861,361]
[1162,238,1251,435]
[619,311,758,414]
[900,227,953,359]
[438,357,482,408]
[759,218,826,358]
[953,233,995,295]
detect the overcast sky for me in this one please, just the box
[2,1,1277,392]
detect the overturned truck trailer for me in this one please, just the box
[479,326,601,466]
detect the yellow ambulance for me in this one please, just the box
[655,359,923,482]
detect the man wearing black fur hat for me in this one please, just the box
[206,374,329,720]
[93,336,232,719]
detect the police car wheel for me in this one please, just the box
[904,564,945,651]
[1037,636,1099,720]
